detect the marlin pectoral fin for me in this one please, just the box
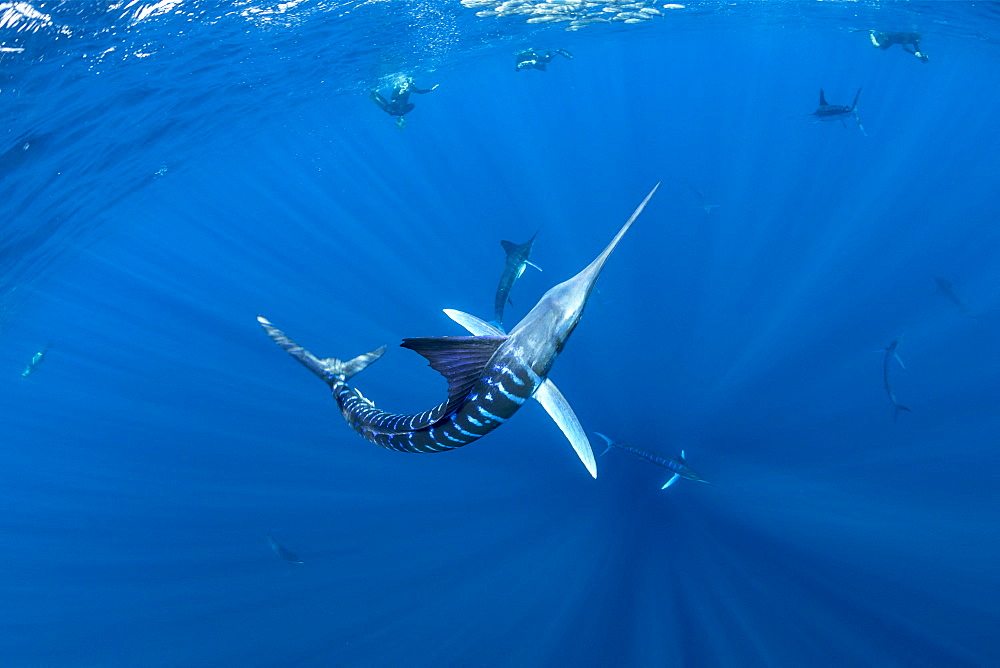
[894,351,905,370]
[533,379,597,479]
[443,309,505,336]
[441,307,597,478]
[593,431,614,458]
[526,261,542,272]
[662,473,680,490]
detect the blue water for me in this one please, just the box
[2,1,999,664]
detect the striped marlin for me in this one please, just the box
[687,182,720,215]
[880,337,910,421]
[811,88,866,136]
[934,277,978,319]
[494,231,541,327]
[21,343,52,379]
[593,432,708,489]
[258,185,659,478]
[267,534,304,565]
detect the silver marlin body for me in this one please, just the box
[258,185,659,478]
[21,344,52,378]
[594,431,708,489]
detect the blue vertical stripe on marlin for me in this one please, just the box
[593,432,708,489]
[258,185,659,478]
[493,230,541,327]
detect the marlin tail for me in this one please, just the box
[259,185,659,478]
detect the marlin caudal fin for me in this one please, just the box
[593,431,614,458]
[893,404,911,422]
[257,316,386,386]
[443,308,597,478]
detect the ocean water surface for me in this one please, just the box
[2,1,999,665]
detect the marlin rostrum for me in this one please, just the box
[258,185,659,478]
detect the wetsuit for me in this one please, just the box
[515,48,573,72]
[869,31,928,61]
[370,80,436,117]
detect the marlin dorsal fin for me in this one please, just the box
[819,89,828,106]
[500,240,518,256]
[400,336,507,413]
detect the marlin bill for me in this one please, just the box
[259,185,659,478]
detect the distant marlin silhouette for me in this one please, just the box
[934,277,978,319]
[594,432,708,489]
[267,534,304,564]
[879,338,910,421]
[21,343,52,378]
[259,185,659,479]
[687,183,720,214]
[811,88,866,136]
[494,231,542,327]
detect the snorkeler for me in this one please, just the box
[369,78,439,129]
[863,30,928,62]
[515,48,574,72]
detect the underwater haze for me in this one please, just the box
[2,1,999,665]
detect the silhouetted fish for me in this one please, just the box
[267,534,304,564]
[594,432,708,489]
